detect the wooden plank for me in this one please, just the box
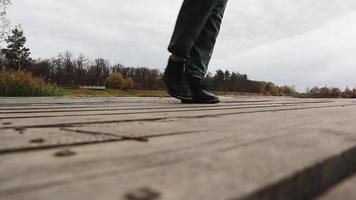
[1,104,356,200]
[0,102,319,119]
[1,101,351,130]
[0,128,119,154]
[1,100,337,153]
[0,99,333,115]
[0,96,227,106]
[0,96,329,109]
[318,174,356,200]
[0,100,349,152]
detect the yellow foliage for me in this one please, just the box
[0,69,63,96]
[105,72,135,89]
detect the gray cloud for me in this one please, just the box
[7,0,356,90]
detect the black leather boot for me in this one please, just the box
[164,59,193,100]
[182,76,220,104]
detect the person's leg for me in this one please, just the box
[185,0,228,79]
[168,0,222,59]
[181,0,228,104]
[165,0,221,101]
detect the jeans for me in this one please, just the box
[168,0,228,79]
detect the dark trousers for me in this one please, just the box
[168,0,228,79]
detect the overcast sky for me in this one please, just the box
[8,0,356,90]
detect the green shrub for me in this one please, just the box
[0,69,64,97]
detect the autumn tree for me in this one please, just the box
[25,59,53,82]
[319,86,331,98]
[279,86,296,96]
[330,87,341,98]
[86,58,110,86]
[264,82,280,95]
[113,64,163,89]
[213,69,225,91]
[74,54,89,85]
[105,72,126,89]
[343,87,353,98]
[353,88,356,98]
[309,86,319,95]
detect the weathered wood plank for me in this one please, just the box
[0,96,329,109]
[0,96,268,104]
[0,100,333,116]
[318,174,356,200]
[0,128,119,154]
[1,101,351,130]
[0,102,317,119]
[1,103,356,200]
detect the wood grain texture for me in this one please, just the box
[0,97,355,200]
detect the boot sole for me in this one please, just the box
[167,90,194,101]
[181,98,220,104]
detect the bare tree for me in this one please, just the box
[75,54,89,85]
[0,0,11,70]
[0,0,11,42]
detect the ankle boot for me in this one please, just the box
[163,59,193,100]
[182,76,220,104]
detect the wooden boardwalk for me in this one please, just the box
[0,96,356,200]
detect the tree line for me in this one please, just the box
[0,27,297,94]
[203,70,296,95]
[1,26,355,98]
[300,86,356,98]
[2,52,297,95]
[25,52,165,90]
[2,48,296,95]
